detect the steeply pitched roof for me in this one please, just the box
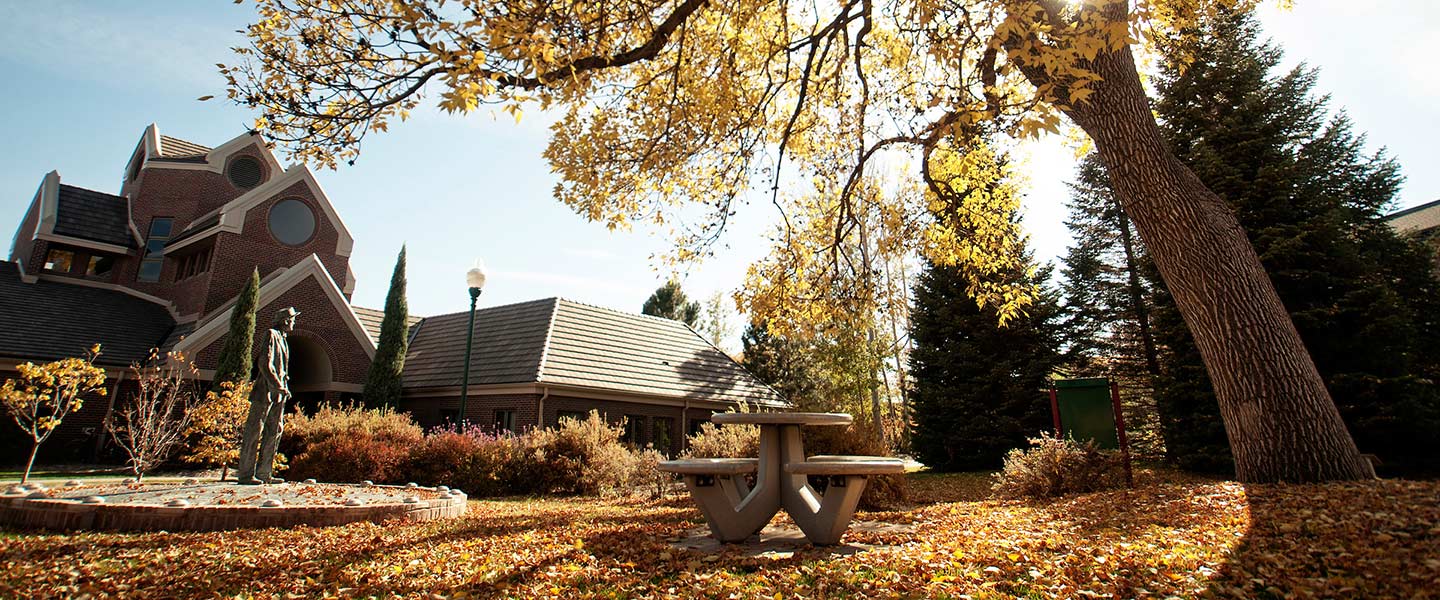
[156,135,212,161]
[352,306,425,344]
[0,262,175,367]
[53,185,135,248]
[402,298,783,405]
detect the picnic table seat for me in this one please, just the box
[657,458,758,476]
[789,456,906,476]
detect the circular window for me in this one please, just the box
[268,198,316,246]
[227,156,264,189]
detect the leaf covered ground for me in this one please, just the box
[2,475,1436,599]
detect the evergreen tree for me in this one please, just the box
[1058,155,1167,457]
[741,321,821,409]
[909,246,1063,472]
[1146,12,1440,474]
[363,246,409,408]
[642,280,701,327]
[212,268,260,390]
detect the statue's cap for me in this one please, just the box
[276,307,301,319]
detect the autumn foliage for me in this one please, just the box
[0,344,107,483]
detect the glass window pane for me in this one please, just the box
[86,255,115,277]
[44,249,75,272]
[148,218,173,238]
[268,198,316,246]
[138,259,163,282]
[145,239,166,257]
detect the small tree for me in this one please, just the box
[1,345,107,483]
[212,269,261,390]
[699,291,733,351]
[363,245,409,408]
[109,350,204,481]
[641,280,700,327]
[182,380,253,481]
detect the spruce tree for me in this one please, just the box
[909,247,1063,472]
[211,268,260,390]
[1146,12,1440,474]
[363,246,409,408]
[741,321,822,409]
[642,280,701,327]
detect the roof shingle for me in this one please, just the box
[352,306,425,344]
[157,135,211,160]
[401,298,782,405]
[53,185,135,248]
[0,262,175,366]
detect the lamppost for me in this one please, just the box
[459,260,487,426]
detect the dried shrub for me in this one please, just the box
[804,425,909,510]
[525,411,645,496]
[684,421,759,458]
[992,434,1126,500]
[281,404,423,483]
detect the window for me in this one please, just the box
[439,409,460,425]
[85,255,115,279]
[688,418,709,438]
[494,409,516,433]
[44,249,75,272]
[227,156,264,189]
[653,418,674,456]
[175,248,212,281]
[556,410,587,426]
[621,415,645,446]
[268,198,316,246]
[138,218,173,282]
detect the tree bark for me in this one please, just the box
[1056,31,1372,482]
[23,442,40,484]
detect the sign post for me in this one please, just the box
[1050,377,1134,487]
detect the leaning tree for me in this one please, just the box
[221,0,1371,482]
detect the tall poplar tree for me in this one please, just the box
[910,240,1062,471]
[212,269,260,390]
[364,246,410,408]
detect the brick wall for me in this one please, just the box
[194,276,370,385]
[402,394,543,430]
[201,182,348,316]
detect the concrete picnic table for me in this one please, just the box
[659,412,904,545]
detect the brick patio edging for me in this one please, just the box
[0,485,468,532]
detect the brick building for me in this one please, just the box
[3,125,781,463]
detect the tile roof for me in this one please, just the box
[0,262,175,367]
[352,306,425,344]
[1386,198,1440,234]
[401,298,783,405]
[53,185,135,248]
[156,135,211,160]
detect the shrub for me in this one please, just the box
[281,404,424,484]
[526,411,646,496]
[803,425,909,510]
[684,421,759,458]
[991,434,1126,500]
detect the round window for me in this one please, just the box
[268,198,316,246]
[227,156,264,189]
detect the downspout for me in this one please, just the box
[537,386,548,430]
[681,398,690,452]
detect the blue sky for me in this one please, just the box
[1,1,1435,352]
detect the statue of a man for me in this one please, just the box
[235,307,298,485]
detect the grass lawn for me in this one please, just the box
[2,472,1436,599]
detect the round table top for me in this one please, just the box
[711,412,853,426]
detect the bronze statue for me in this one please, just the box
[235,307,298,485]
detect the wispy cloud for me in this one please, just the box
[0,2,236,90]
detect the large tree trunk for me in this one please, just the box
[1055,28,1372,483]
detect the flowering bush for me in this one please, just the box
[282,404,424,483]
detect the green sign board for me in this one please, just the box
[1053,377,1119,449]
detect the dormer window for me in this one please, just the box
[44,249,75,272]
